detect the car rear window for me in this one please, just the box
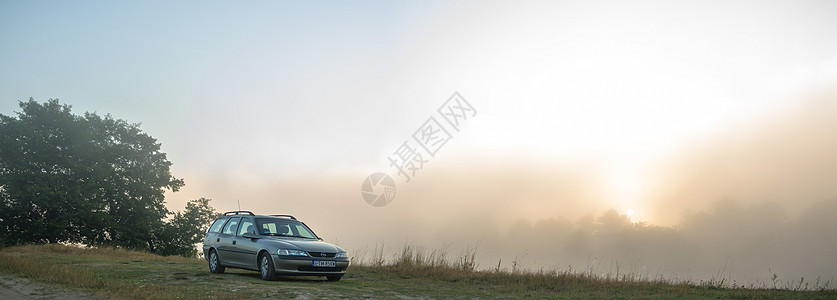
[207,218,226,233]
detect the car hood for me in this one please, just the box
[262,237,344,253]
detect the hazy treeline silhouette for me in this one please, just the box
[484,199,837,286]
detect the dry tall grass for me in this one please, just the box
[351,243,835,294]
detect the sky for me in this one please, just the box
[3,0,837,285]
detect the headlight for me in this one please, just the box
[277,249,309,256]
[335,252,348,258]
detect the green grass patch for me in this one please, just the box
[0,244,835,299]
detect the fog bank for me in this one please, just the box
[167,87,837,286]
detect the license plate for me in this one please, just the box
[313,260,336,267]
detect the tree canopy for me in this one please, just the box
[0,98,215,256]
[155,197,218,257]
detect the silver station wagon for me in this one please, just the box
[202,211,350,281]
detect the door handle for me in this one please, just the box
[216,238,220,242]
[232,240,237,245]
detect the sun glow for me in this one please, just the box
[606,161,645,217]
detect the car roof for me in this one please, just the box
[220,211,298,221]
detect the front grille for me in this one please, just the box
[307,252,335,258]
[298,266,344,272]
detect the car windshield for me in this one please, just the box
[256,218,318,239]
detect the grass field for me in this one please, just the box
[0,244,834,299]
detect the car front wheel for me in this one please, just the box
[208,250,225,274]
[259,252,276,281]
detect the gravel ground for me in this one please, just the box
[0,273,97,300]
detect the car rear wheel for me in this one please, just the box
[208,249,225,274]
[259,252,276,281]
[326,275,342,282]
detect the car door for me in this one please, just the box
[216,217,241,265]
[233,217,259,269]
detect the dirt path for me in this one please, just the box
[0,272,97,300]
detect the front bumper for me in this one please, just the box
[272,255,350,276]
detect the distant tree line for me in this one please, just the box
[493,199,837,283]
[0,98,216,257]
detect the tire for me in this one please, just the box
[208,249,225,274]
[326,275,343,282]
[259,252,276,281]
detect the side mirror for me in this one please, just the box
[242,233,261,239]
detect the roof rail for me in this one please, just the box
[270,214,297,220]
[224,211,254,216]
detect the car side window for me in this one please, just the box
[237,218,255,236]
[222,217,240,235]
[208,219,226,233]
